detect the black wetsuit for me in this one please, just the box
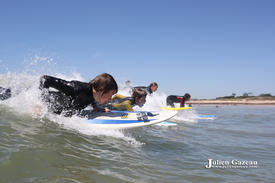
[0,87,11,101]
[166,95,187,107]
[40,75,96,117]
[133,86,152,94]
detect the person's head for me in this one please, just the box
[184,93,191,101]
[125,80,131,87]
[149,82,158,92]
[90,73,118,104]
[132,88,147,107]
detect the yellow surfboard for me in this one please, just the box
[162,107,192,111]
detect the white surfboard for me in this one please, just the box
[81,110,177,129]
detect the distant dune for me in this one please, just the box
[188,99,275,105]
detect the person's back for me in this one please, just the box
[40,75,97,116]
[111,94,134,111]
[133,86,150,94]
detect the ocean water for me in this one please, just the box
[1,102,275,182]
[0,70,275,182]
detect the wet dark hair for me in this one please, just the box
[184,93,191,100]
[90,73,118,95]
[132,88,147,99]
[149,82,158,88]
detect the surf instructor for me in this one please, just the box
[39,73,118,117]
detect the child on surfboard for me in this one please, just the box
[166,93,191,108]
[109,88,147,111]
[133,82,158,95]
[39,73,118,116]
[1,73,118,117]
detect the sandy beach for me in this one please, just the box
[188,99,275,105]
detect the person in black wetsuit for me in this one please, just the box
[0,86,11,100]
[39,73,118,117]
[166,93,191,107]
[133,82,158,95]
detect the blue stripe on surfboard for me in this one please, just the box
[86,119,156,124]
[110,110,155,113]
[198,115,216,118]
[110,110,159,117]
[110,110,129,113]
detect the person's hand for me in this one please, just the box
[93,107,110,112]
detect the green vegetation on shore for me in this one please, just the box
[216,93,275,100]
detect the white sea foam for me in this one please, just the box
[0,58,143,145]
[44,113,143,146]
[0,56,199,144]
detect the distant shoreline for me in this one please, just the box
[188,99,275,105]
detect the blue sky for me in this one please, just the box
[0,0,274,99]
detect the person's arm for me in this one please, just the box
[146,87,152,94]
[176,96,184,107]
[92,105,110,112]
[39,75,78,96]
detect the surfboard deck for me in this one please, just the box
[162,107,192,111]
[80,110,177,129]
